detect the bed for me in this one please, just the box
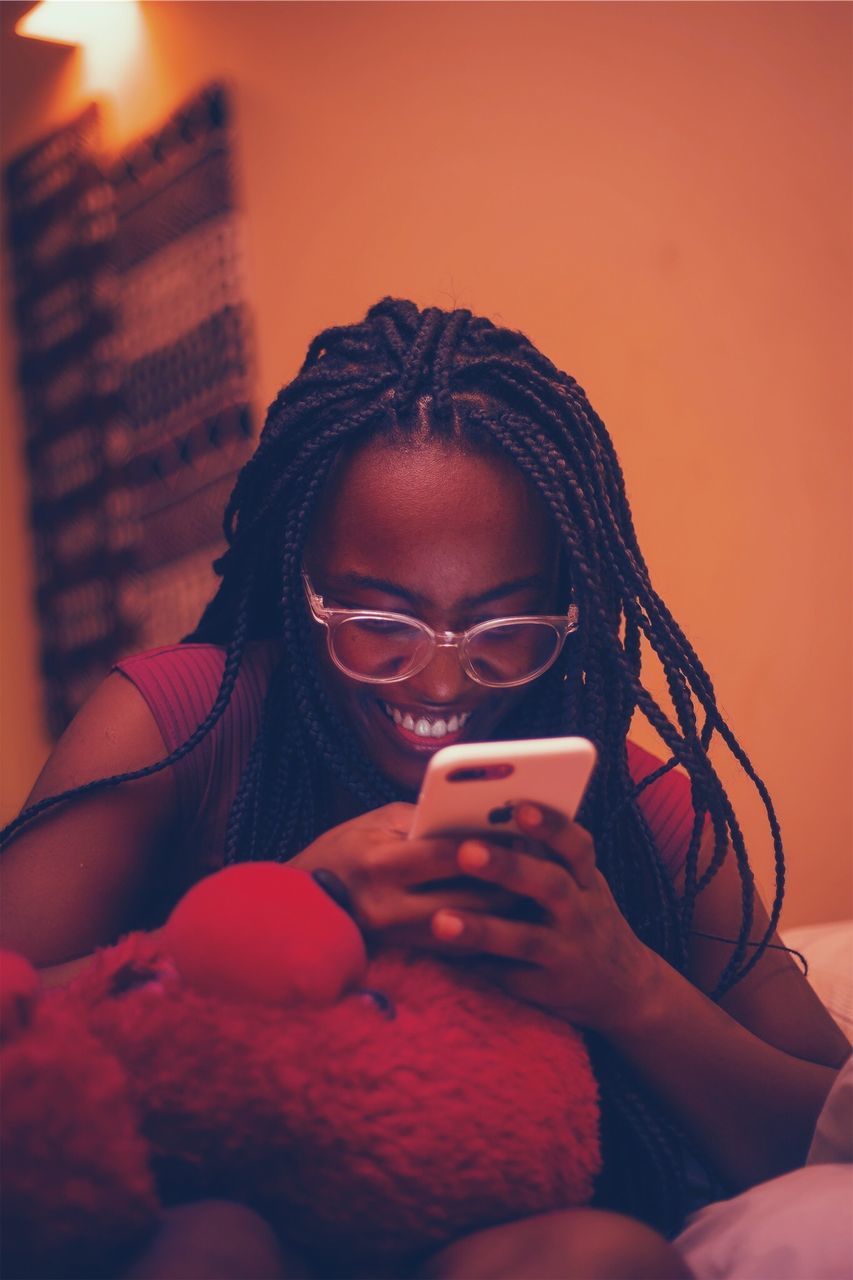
[675,919,853,1280]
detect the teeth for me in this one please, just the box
[382,703,470,737]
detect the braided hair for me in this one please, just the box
[2,297,786,1233]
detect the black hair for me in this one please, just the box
[2,297,787,1234]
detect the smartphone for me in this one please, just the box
[409,736,597,841]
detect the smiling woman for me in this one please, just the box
[1,298,848,1280]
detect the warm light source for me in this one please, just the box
[16,1,77,46]
[18,0,131,47]
[15,1,145,96]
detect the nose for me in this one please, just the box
[404,639,476,705]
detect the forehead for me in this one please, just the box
[307,436,556,602]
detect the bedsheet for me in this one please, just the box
[674,920,853,1280]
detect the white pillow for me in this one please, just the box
[783,920,853,1040]
[677,1060,853,1279]
[808,1055,853,1166]
[675,1163,853,1280]
[675,931,853,1280]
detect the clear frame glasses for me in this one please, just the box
[302,572,579,688]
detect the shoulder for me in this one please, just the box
[625,739,689,793]
[3,670,183,963]
[110,640,281,862]
[20,668,180,809]
[625,739,698,881]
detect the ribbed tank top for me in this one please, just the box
[114,642,697,885]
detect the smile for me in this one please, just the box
[380,702,471,741]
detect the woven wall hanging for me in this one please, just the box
[5,104,127,737]
[4,85,255,738]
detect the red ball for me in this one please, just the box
[162,865,367,1006]
[0,951,40,1044]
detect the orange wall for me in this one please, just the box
[1,2,850,927]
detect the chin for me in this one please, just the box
[374,754,431,797]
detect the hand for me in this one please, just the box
[290,804,524,949]
[427,802,660,1032]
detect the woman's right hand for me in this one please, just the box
[289,803,521,948]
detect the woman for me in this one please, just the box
[2,298,848,1279]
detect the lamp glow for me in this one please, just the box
[15,1,145,97]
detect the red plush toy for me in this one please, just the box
[0,866,600,1279]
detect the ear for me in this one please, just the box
[161,863,367,1006]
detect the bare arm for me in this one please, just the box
[1,672,180,982]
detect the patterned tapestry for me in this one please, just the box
[109,83,254,655]
[5,104,127,736]
[4,85,255,738]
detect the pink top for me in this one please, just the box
[114,642,697,885]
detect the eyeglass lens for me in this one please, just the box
[330,616,561,684]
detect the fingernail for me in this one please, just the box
[459,841,490,869]
[517,804,543,826]
[433,911,465,939]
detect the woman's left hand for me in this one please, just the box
[429,802,660,1033]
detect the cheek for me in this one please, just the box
[482,684,529,729]
[309,626,331,681]
[312,636,371,717]
[307,619,347,694]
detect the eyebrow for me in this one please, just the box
[327,572,551,610]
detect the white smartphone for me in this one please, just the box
[409,736,597,841]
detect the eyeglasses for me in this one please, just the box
[302,572,579,688]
